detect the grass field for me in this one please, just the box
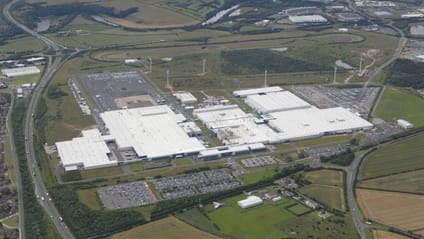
[238,170,276,184]
[358,133,424,180]
[3,135,15,185]
[106,217,222,239]
[298,170,346,211]
[128,162,142,172]
[372,230,410,239]
[0,36,45,55]
[80,166,123,180]
[286,204,311,216]
[296,135,352,148]
[357,189,424,235]
[208,194,296,239]
[358,169,424,194]
[374,87,424,127]
[177,208,222,236]
[175,157,193,166]
[77,189,102,210]
[2,215,18,228]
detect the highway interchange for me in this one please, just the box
[2,0,409,238]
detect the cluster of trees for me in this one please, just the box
[221,49,329,75]
[320,149,355,166]
[12,100,51,239]
[386,59,424,89]
[47,84,68,99]
[49,185,146,238]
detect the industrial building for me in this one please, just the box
[245,91,310,114]
[100,105,205,159]
[237,196,263,208]
[57,105,206,170]
[336,12,363,22]
[1,66,40,78]
[173,91,198,104]
[233,86,283,98]
[289,15,328,24]
[397,119,414,129]
[56,129,117,171]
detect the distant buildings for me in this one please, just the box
[1,66,40,78]
[396,119,413,129]
[336,12,362,22]
[289,15,328,24]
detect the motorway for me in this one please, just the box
[4,0,75,238]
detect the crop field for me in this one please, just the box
[358,133,424,180]
[298,170,346,211]
[372,230,410,239]
[375,87,424,127]
[358,169,424,194]
[302,170,344,187]
[357,189,424,235]
[107,216,222,239]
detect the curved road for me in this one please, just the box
[4,0,74,238]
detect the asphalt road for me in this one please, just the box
[3,0,75,238]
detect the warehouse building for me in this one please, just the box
[56,129,117,171]
[289,15,328,24]
[336,12,362,22]
[233,86,283,98]
[397,119,413,129]
[173,91,198,104]
[1,66,40,78]
[237,196,263,208]
[100,105,205,159]
[245,91,311,114]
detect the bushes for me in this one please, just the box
[320,149,355,166]
[386,59,424,89]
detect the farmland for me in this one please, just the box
[357,189,424,235]
[374,87,424,127]
[358,169,424,194]
[358,133,424,180]
[298,170,346,211]
[238,170,276,184]
[106,217,222,239]
[372,230,410,239]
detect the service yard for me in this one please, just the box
[357,189,424,236]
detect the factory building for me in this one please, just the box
[289,15,328,24]
[233,86,283,98]
[336,12,363,22]
[245,91,311,114]
[1,66,40,78]
[397,119,413,129]
[237,196,263,208]
[173,91,198,104]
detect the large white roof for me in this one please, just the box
[1,66,40,78]
[100,105,205,159]
[268,106,373,141]
[289,15,328,23]
[56,129,117,171]
[245,91,311,114]
[173,91,197,104]
[233,86,283,97]
[237,196,263,208]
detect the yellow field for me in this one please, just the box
[107,217,222,239]
[372,230,409,239]
[357,189,424,235]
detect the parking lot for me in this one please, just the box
[97,181,156,210]
[304,145,346,160]
[154,169,242,200]
[79,71,161,112]
[289,86,380,117]
[97,169,242,209]
[241,156,276,168]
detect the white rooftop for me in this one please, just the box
[100,105,205,159]
[1,66,40,78]
[268,106,373,141]
[237,195,263,208]
[233,86,283,97]
[245,91,311,114]
[56,129,117,171]
[289,15,328,23]
[173,91,198,104]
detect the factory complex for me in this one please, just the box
[1,66,41,78]
[56,87,373,171]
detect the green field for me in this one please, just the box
[3,135,15,185]
[7,73,41,85]
[375,87,424,127]
[239,170,276,184]
[175,157,193,166]
[358,133,424,180]
[77,189,102,210]
[298,170,346,211]
[2,215,18,228]
[177,208,222,236]
[358,169,424,194]
[296,135,352,148]
[80,166,123,180]
[107,217,222,239]
[287,204,311,216]
[208,194,296,239]
[207,193,358,239]
[0,36,46,56]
